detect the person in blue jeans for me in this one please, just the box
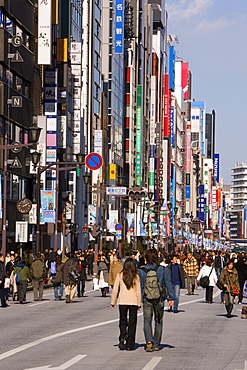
[139,249,174,352]
[167,255,185,313]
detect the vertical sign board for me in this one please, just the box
[44,69,57,190]
[170,107,175,148]
[136,85,142,186]
[38,0,52,65]
[169,46,175,91]
[115,0,124,54]
[149,76,156,191]
[214,154,220,183]
[109,210,118,233]
[15,221,28,243]
[40,190,55,223]
[164,74,170,138]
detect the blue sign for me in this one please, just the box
[115,0,124,54]
[186,186,190,199]
[214,154,220,183]
[115,223,123,231]
[169,46,175,91]
[85,153,103,170]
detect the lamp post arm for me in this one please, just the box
[0,142,39,150]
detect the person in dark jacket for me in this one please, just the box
[86,250,94,276]
[62,253,79,303]
[30,253,46,301]
[235,256,247,304]
[168,255,185,313]
[0,253,8,307]
[139,249,174,352]
[77,254,87,297]
[14,259,31,303]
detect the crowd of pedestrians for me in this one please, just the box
[1,247,247,351]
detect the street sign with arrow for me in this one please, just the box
[10,157,22,168]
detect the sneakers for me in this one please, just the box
[146,342,153,352]
[154,347,160,351]
[173,310,178,313]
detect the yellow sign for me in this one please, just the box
[56,39,68,62]
[109,164,117,180]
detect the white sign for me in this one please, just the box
[180,218,191,223]
[29,205,37,224]
[38,0,52,65]
[15,221,28,242]
[106,187,127,195]
[58,116,66,149]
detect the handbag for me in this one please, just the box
[231,285,239,296]
[216,280,224,290]
[200,267,213,288]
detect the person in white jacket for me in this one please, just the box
[197,258,218,303]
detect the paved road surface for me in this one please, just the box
[1,282,247,370]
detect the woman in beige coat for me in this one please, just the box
[108,255,123,287]
[111,258,141,351]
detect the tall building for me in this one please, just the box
[230,162,247,239]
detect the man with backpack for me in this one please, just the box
[30,253,46,301]
[138,249,175,352]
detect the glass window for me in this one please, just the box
[12,174,19,201]
[6,69,13,87]
[0,64,4,80]
[16,76,23,93]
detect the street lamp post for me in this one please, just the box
[0,126,42,256]
[31,152,84,254]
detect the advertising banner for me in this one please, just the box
[109,210,118,233]
[88,205,96,226]
[38,0,52,65]
[40,190,55,223]
[163,74,170,137]
[126,213,135,234]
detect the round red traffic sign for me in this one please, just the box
[115,223,123,231]
[85,153,103,170]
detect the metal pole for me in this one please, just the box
[36,167,41,255]
[54,168,59,251]
[2,135,8,256]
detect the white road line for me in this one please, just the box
[0,292,216,361]
[24,355,87,370]
[142,357,162,370]
[29,301,48,307]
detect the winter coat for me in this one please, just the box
[5,260,15,278]
[62,258,79,286]
[86,253,94,265]
[0,260,5,284]
[111,272,141,307]
[235,257,247,282]
[197,265,218,287]
[78,260,87,280]
[168,263,185,289]
[183,257,199,277]
[97,260,109,282]
[108,261,123,286]
[218,267,240,293]
[30,258,46,280]
[14,264,31,281]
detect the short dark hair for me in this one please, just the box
[206,258,213,267]
[145,249,158,265]
[0,253,3,259]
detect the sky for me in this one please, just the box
[166,0,247,184]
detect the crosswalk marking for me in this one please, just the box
[142,357,162,370]
[235,360,247,370]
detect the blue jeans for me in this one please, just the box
[143,300,164,348]
[216,267,223,279]
[54,283,64,300]
[173,285,180,310]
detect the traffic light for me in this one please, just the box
[82,224,88,238]
[92,224,100,238]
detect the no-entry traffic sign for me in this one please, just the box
[85,153,103,170]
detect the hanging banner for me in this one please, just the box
[40,190,55,223]
[109,210,118,233]
[126,213,135,234]
[88,205,96,225]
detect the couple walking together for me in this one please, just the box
[111,249,175,351]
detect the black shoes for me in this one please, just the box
[174,310,178,313]
[118,339,125,349]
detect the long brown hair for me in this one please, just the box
[123,258,138,290]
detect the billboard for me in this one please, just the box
[169,46,175,91]
[163,74,170,138]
